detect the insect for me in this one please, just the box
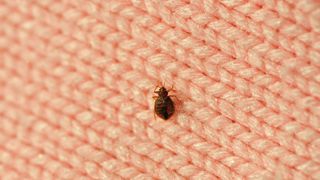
[153,86,175,120]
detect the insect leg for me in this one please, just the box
[169,95,181,103]
[154,85,160,93]
[154,111,157,120]
[167,84,177,93]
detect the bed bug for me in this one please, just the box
[153,86,175,120]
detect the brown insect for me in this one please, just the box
[153,86,175,120]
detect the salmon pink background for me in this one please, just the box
[0,0,320,179]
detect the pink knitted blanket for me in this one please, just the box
[0,0,320,179]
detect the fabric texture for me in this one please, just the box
[1,0,320,179]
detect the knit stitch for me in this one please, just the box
[0,0,319,179]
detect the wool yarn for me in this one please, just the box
[0,0,319,179]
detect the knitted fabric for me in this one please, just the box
[0,0,320,179]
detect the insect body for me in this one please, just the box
[154,86,175,120]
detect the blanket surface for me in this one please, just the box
[0,0,320,179]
